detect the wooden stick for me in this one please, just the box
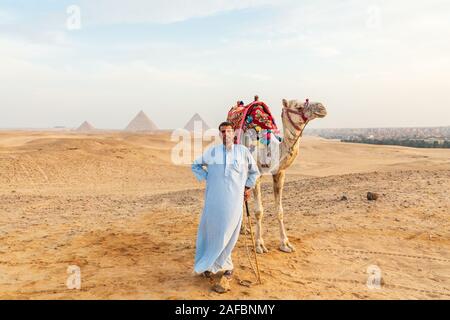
[245,200,262,284]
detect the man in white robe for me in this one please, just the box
[191,121,260,290]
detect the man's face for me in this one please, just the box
[220,125,234,145]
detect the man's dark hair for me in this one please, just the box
[218,121,233,130]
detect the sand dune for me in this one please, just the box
[0,131,449,299]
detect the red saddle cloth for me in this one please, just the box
[227,101,279,144]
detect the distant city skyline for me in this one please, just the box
[1,0,449,129]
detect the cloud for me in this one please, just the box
[313,46,341,57]
[0,36,71,61]
[78,0,276,25]
[1,0,449,129]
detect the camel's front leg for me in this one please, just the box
[273,171,295,253]
[253,177,268,253]
[240,215,250,235]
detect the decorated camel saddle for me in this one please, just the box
[227,101,282,171]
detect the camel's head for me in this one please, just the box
[281,99,327,134]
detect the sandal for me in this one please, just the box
[223,270,233,279]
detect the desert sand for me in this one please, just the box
[0,131,449,299]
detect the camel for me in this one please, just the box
[243,99,327,254]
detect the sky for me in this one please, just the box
[0,0,449,129]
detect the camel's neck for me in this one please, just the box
[278,120,307,171]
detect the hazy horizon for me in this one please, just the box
[1,122,449,131]
[1,0,449,129]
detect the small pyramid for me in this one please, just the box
[184,113,210,132]
[76,121,96,132]
[125,110,158,132]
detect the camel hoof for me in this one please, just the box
[279,243,296,253]
[256,244,269,254]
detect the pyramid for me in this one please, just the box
[184,113,210,132]
[125,110,158,132]
[76,121,96,132]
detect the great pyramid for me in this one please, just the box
[76,121,96,132]
[184,113,210,132]
[125,110,158,132]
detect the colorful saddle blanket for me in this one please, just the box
[227,101,281,144]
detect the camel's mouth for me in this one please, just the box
[314,110,327,118]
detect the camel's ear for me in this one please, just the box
[282,99,288,108]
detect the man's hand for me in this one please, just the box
[244,187,252,201]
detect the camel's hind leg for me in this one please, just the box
[273,170,295,253]
[252,177,268,253]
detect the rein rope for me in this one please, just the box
[281,99,310,161]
